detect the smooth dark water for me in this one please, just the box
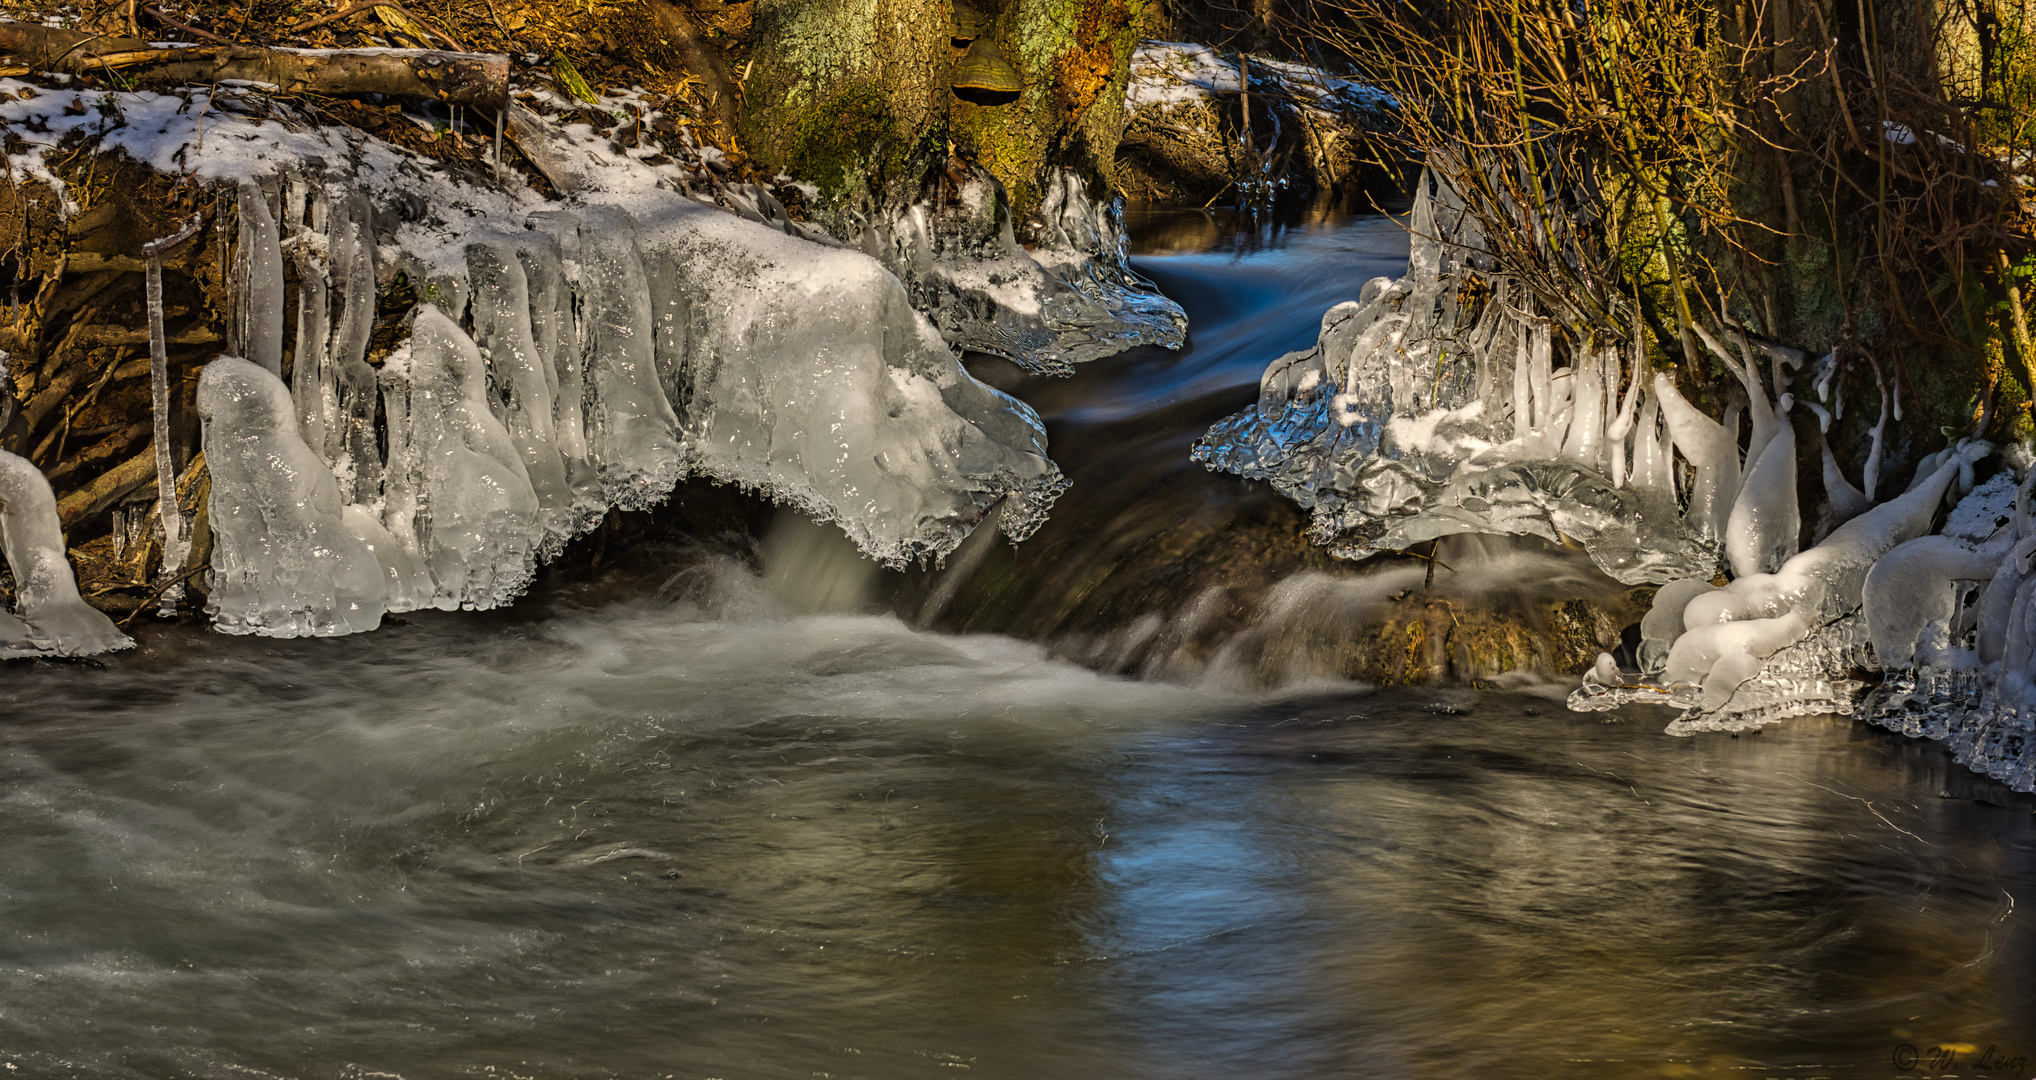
[2,208,2034,1080]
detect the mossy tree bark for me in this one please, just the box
[742,0,1154,221]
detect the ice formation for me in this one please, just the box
[841,165,1187,374]
[0,72,1091,646]
[1195,170,1753,585]
[1193,165,2036,789]
[234,186,1068,625]
[198,357,388,637]
[1570,440,2012,749]
[1126,41,1396,115]
[0,451,134,658]
[1850,467,2036,790]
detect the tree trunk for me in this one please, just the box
[740,0,1155,220]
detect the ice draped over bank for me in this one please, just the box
[1198,170,2036,790]
[1195,172,1726,586]
[197,180,1068,636]
[0,75,1080,649]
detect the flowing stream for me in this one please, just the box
[2,208,2033,1079]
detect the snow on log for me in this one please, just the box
[0,21,507,106]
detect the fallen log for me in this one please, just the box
[0,21,507,108]
[56,444,154,526]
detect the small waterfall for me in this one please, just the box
[1046,533,1637,691]
[761,513,881,615]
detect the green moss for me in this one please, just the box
[785,84,900,202]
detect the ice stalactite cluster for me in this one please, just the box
[0,451,134,657]
[1195,170,1803,587]
[841,166,1187,375]
[197,168,1068,637]
[1571,440,1992,726]
[1844,462,2036,790]
[0,78,1122,653]
[1196,168,2036,787]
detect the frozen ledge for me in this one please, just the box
[1,78,1067,645]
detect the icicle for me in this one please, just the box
[326,192,382,504]
[1724,394,1800,577]
[1863,370,1891,500]
[404,305,541,610]
[197,357,387,637]
[0,451,133,656]
[289,236,332,458]
[1812,351,1837,402]
[466,241,575,548]
[376,344,428,609]
[233,180,285,376]
[1629,397,1671,496]
[1559,346,1607,468]
[1653,373,1741,541]
[1800,401,1830,432]
[143,212,204,615]
[516,234,599,504]
[570,208,684,509]
[1511,326,1534,442]
[1604,341,1643,489]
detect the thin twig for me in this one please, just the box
[119,562,209,627]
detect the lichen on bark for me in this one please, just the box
[743,0,1153,224]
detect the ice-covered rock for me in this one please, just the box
[197,357,387,637]
[0,450,133,658]
[1119,41,1394,206]
[1195,170,1724,585]
[838,164,1185,375]
[0,76,1089,639]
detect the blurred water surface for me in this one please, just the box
[1,207,2032,1080]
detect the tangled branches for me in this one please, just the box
[1233,0,2036,436]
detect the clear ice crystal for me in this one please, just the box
[197,356,387,637]
[0,450,133,657]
